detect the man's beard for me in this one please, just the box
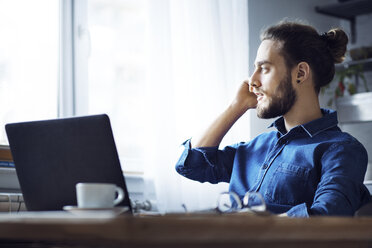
[256,73,297,119]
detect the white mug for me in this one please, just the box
[76,183,125,208]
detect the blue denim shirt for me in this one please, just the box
[175,109,371,217]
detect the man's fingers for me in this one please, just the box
[243,80,255,93]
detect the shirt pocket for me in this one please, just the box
[265,162,311,206]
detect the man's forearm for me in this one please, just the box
[193,104,250,148]
[192,80,257,148]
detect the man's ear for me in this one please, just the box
[295,62,310,84]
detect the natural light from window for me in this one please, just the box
[85,0,148,172]
[0,0,59,144]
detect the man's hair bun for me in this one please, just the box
[321,28,348,64]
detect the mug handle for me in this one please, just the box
[113,186,125,206]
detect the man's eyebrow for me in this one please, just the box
[254,60,272,67]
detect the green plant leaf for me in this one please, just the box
[348,83,357,95]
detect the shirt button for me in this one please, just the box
[262,164,268,170]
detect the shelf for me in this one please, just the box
[315,0,372,43]
[315,0,372,20]
[336,57,372,72]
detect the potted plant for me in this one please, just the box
[321,64,369,107]
[321,63,372,123]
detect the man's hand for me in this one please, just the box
[230,80,258,115]
[193,80,257,148]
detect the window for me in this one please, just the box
[74,0,148,172]
[0,0,59,144]
[0,0,248,211]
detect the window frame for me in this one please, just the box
[60,0,90,117]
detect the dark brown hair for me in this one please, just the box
[261,21,348,93]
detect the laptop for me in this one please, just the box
[5,114,132,213]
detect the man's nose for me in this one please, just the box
[248,76,261,90]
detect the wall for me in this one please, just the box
[246,0,340,138]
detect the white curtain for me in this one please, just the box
[143,0,249,213]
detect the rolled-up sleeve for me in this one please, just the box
[175,139,236,184]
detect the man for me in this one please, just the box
[175,21,371,217]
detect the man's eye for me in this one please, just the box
[261,67,269,73]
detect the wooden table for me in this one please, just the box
[0,211,371,248]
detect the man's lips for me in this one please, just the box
[255,92,264,102]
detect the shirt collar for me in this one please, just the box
[268,109,339,137]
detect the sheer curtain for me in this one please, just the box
[143,0,249,212]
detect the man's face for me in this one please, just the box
[250,40,297,119]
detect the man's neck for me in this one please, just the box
[283,100,323,132]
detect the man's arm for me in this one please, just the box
[175,80,257,183]
[285,141,370,217]
[193,80,257,148]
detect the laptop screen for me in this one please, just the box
[5,114,132,213]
